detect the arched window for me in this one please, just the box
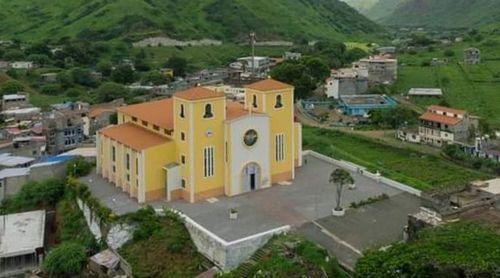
[180,104,185,118]
[204,103,213,118]
[252,95,258,108]
[275,95,283,108]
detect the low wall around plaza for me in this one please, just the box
[303,150,422,197]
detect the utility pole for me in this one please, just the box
[249,32,256,78]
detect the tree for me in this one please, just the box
[71,67,98,87]
[43,242,87,276]
[67,156,93,177]
[27,54,51,67]
[329,169,354,212]
[111,64,135,84]
[142,71,168,85]
[97,60,113,77]
[0,80,24,94]
[165,56,188,77]
[95,82,128,103]
[444,49,455,57]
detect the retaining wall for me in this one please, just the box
[164,209,290,271]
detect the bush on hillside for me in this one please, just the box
[355,222,500,277]
[0,179,65,214]
[43,242,87,276]
[66,156,94,178]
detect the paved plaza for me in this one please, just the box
[81,154,417,242]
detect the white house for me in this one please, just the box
[10,61,34,70]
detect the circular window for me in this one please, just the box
[243,129,258,147]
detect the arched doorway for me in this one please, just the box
[241,162,261,193]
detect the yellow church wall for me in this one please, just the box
[190,97,226,200]
[143,141,176,202]
[294,122,302,167]
[173,98,192,200]
[246,87,295,182]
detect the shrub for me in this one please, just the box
[0,80,24,94]
[0,179,65,213]
[43,242,87,276]
[444,49,455,57]
[67,156,93,177]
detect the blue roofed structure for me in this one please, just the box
[339,94,397,116]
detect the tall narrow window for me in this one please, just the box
[125,153,130,170]
[275,95,283,108]
[112,146,116,162]
[252,94,258,108]
[275,134,285,162]
[136,157,139,175]
[204,104,213,118]
[203,146,214,177]
[180,104,185,118]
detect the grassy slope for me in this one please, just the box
[303,126,490,191]
[393,33,500,128]
[0,0,382,42]
[381,0,500,28]
[364,0,407,21]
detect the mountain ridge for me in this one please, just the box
[0,0,383,42]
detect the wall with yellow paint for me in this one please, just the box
[143,141,176,201]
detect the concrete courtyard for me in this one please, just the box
[81,154,418,237]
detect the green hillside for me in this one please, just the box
[364,0,406,21]
[381,0,500,29]
[0,0,383,42]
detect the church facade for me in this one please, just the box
[96,79,302,203]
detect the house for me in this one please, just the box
[0,210,46,277]
[1,107,41,122]
[376,46,396,58]
[408,88,443,97]
[474,137,500,163]
[338,95,397,117]
[418,105,474,147]
[0,60,10,70]
[464,48,480,65]
[96,78,302,203]
[160,68,174,78]
[10,61,34,69]
[283,52,302,61]
[2,93,29,111]
[0,153,35,169]
[43,110,85,155]
[40,73,58,83]
[233,56,272,77]
[354,55,398,84]
[396,127,421,143]
[325,68,368,99]
[84,99,125,137]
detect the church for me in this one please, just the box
[96,78,302,203]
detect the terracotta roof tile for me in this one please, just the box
[245,78,293,91]
[99,123,170,151]
[420,112,462,126]
[117,98,173,130]
[428,105,466,116]
[174,87,225,101]
[89,107,115,118]
[226,102,248,120]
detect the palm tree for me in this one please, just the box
[329,168,354,212]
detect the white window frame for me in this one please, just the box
[275,133,285,162]
[203,146,214,177]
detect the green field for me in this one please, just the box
[303,126,490,191]
[393,37,500,128]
